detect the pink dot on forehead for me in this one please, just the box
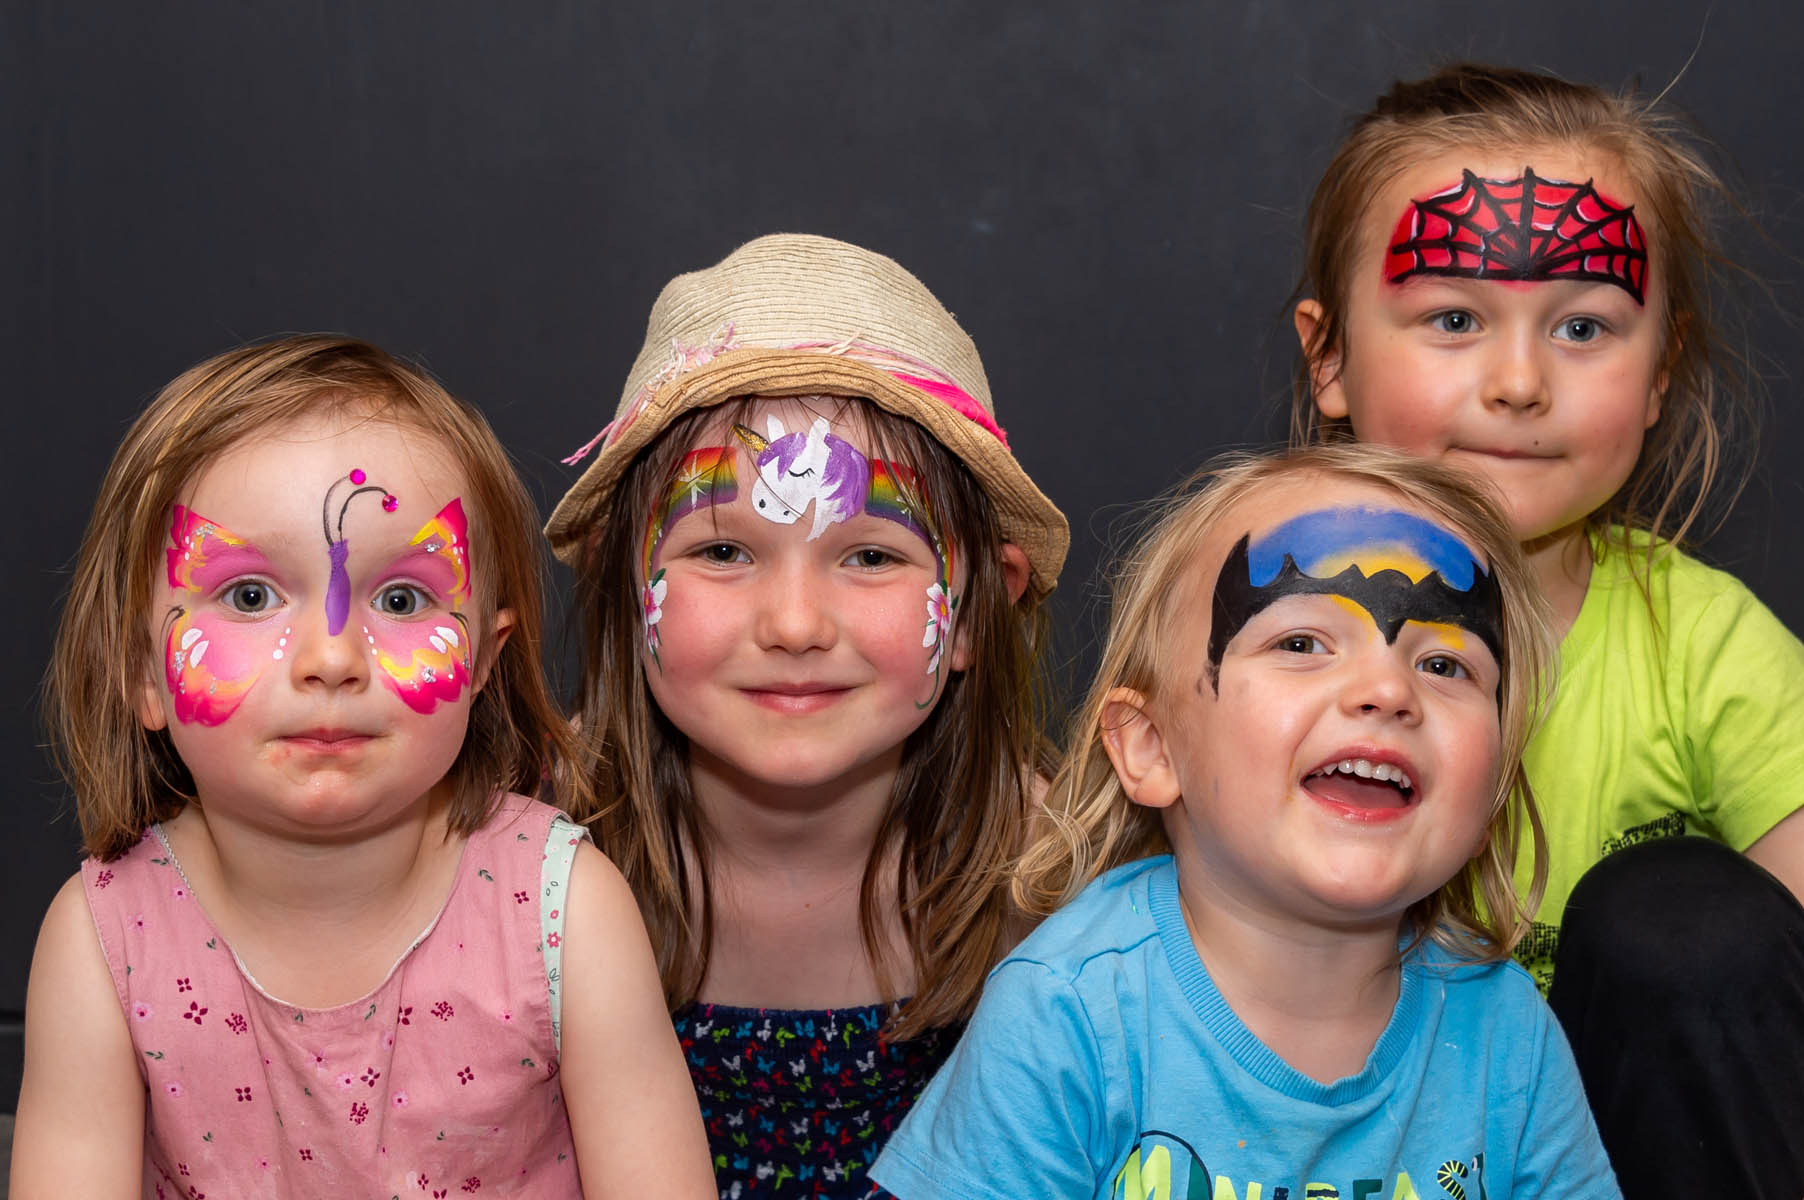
[382,494,398,512]
[350,468,366,485]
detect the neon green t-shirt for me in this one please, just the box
[1512,532,1804,990]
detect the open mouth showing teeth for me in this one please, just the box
[1304,758,1415,809]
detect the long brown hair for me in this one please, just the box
[565,394,1047,1039]
[1292,62,1759,555]
[1016,445,1556,962]
[46,334,584,860]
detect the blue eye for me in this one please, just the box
[1429,310,1477,334]
[1554,316,1602,343]
[375,584,431,616]
[223,581,276,614]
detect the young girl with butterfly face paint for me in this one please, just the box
[546,234,1067,1200]
[15,336,715,1199]
[872,445,1620,1199]
[1291,64,1804,1197]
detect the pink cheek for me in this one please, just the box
[362,619,473,714]
[193,625,264,681]
[646,585,729,667]
[164,619,280,726]
[850,593,938,670]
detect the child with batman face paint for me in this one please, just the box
[873,445,1622,1200]
[1291,63,1804,1196]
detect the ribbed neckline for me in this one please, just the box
[1146,860,1424,1107]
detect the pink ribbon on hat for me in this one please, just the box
[886,371,1010,449]
[560,335,1011,466]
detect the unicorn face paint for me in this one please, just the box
[1314,145,1667,547]
[1143,483,1505,935]
[640,400,964,797]
[733,415,869,540]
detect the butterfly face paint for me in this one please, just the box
[162,506,278,725]
[362,499,474,714]
[1386,169,1647,304]
[322,468,399,636]
[1207,507,1504,692]
[641,447,739,668]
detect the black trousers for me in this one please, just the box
[1549,837,1804,1199]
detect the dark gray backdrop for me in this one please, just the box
[8,1,1803,1106]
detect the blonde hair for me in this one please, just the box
[46,334,584,860]
[564,394,1049,1040]
[1016,444,1556,962]
[1293,61,1758,555]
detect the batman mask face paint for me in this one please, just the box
[1207,506,1503,691]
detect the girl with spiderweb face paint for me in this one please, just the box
[1289,63,1804,1197]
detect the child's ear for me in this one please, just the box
[473,607,516,693]
[999,542,1029,605]
[1099,688,1180,810]
[135,668,169,732]
[1292,299,1348,420]
[949,544,1029,672]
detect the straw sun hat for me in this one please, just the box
[544,233,1069,598]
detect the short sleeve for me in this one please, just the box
[1511,1003,1622,1198]
[871,959,1109,1200]
[1675,580,1804,849]
[540,814,590,1050]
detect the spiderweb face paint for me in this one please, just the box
[364,499,474,714]
[1386,169,1647,304]
[322,467,398,636]
[641,447,738,668]
[162,506,273,725]
[1207,507,1504,691]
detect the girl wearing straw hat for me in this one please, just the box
[546,233,1067,1199]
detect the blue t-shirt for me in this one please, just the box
[872,857,1618,1200]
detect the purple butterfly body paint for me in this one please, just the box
[321,469,397,634]
[325,538,352,635]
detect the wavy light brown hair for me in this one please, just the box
[46,334,583,860]
[1292,61,1758,555]
[1016,445,1556,962]
[564,394,1048,1040]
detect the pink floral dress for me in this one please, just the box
[82,795,586,1199]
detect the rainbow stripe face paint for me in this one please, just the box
[867,459,959,692]
[641,447,739,667]
[162,507,274,725]
[363,499,474,714]
[645,418,962,699]
[1386,169,1647,304]
[1208,507,1503,691]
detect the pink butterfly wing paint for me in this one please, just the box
[369,499,474,714]
[163,506,262,725]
